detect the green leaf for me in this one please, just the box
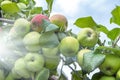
[82,51,105,73]
[35,68,49,80]
[74,16,97,29]
[30,7,43,15]
[45,24,59,32]
[1,1,20,14]
[39,31,59,48]
[110,6,120,25]
[46,0,53,16]
[96,46,120,57]
[71,70,83,80]
[97,24,109,34]
[107,28,120,40]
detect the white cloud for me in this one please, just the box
[53,0,83,15]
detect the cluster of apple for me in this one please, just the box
[1,14,67,80]
[1,12,120,80]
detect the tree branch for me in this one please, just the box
[0,18,14,24]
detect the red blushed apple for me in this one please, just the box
[49,14,68,31]
[31,14,49,32]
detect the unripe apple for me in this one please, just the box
[12,58,31,79]
[99,54,120,76]
[77,28,98,47]
[49,14,68,31]
[9,18,30,38]
[44,55,60,70]
[31,14,49,32]
[24,53,44,72]
[59,36,79,57]
[99,75,116,80]
[77,49,91,66]
[23,31,41,52]
[42,47,59,57]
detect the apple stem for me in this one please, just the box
[0,18,14,24]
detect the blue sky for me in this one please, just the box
[35,0,120,33]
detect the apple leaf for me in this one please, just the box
[45,24,59,32]
[107,28,120,41]
[39,31,59,48]
[82,51,105,73]
[35,68,49,80]
[96,46,120,57]
[46,0,53,16]
[110,6,120,25]
[30,7,43,15]
[1,2,20,14]
[97,24,109,34]
[74,16,97,29]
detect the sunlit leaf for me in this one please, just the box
[1,1,20,14]
[107,28,120,40]
[110,6,120,25]
[74,16,97,29]
[97,24,109,34]
[30,7,43,15]
[46,0,53,12]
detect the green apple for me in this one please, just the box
[77,49,91,66]
[1,1,19,14]
[99,75,116,80]
[31,14,49,32]
[99,54,120,76]
[12,58,31,79]
[0,69,5,80]
[77,28,98,47]
[116,69,120,80]
[42,47,59,57]
[24,53,44,72]
[59,36,79,57]
[23,31,41,52]
[9,18,30,38]
[50,14,68,31]
[44,55,60,70]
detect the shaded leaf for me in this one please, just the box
[35,68,49,80]
[45,24,59,32]
[107,28,120,40]
[74,16,97,29]
[96,46,120,57]
[39,31,59,48]
[110,6,120,25]
[82,51,105,73]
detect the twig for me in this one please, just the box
[0,18,14,24]
[113,36,120,48]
